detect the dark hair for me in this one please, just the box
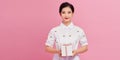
[59,2,74,13]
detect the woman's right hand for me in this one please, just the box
[57,50,62,57]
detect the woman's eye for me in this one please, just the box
[68,11,72,14]
[62,12,65,14]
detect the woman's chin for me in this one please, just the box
[63,20,71,22]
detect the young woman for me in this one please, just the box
[45,2,88,60]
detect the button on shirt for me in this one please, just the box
[45,22,88,60]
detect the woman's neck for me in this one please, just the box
[62,20,71,26]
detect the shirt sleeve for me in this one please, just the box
[45,29,55,47]
[79,29,88,46]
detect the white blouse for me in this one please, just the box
[45,22,88,60]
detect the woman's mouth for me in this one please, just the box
[65,18,69,19]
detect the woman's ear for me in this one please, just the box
[59,13,61,16]
[72,13,74,16]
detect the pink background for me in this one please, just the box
[0,0,120,60]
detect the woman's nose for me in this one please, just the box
[65,13,69,17]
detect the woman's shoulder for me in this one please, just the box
[49,25,61,32]
[74,25,84,32]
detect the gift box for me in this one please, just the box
[61,44,73,56]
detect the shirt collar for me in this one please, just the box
[60,22,74,29]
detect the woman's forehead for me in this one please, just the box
[61,7,72,11]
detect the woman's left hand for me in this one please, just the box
[72,50,78,56]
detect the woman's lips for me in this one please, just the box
[65,18,69,19]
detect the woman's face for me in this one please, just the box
[60,7,73,22]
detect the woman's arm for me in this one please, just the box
[72,45,88,56]
[45,45,61,54]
